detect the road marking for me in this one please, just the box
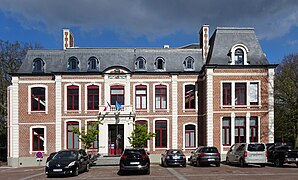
[19,172,44,180]
[166,168,187,180]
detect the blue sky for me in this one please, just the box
[1,0,298,64]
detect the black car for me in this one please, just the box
[119,148,150,175]
[45,149,90,177]
[189,146,221,167]
[46,152,57,162]
[161,149,186,167]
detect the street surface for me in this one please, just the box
[1,163,298,180]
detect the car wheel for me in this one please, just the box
[190,159,194,166]
[164,161,168,167]
[85,163,90,172]
[146,168,150,175]
[196,159,200,167]
[226,157,230,165]
[216,163,220,167]
[274,158,283,167]
[73,167,79,176]
[46,175,52,178]
[240,158,246,167]
[161,159,164,167]
[260,164,265,168]
[182,164,186,167]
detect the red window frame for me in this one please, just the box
[31,87,46,111]
[87,122,99,149]
[222,117,231,146]
[87,85,99,110]
[136,120,148,148]
[32,128,44,151]
[67,85,79,110]
[155,120,167,148]
[223,83,231,105]
[235,83,247,105]
[185,85,195,109]
[185,125,196,148]
[235,117,246,143]
[155,85,167,109]
[67,122,79,149]
[135,85,147,110]
[110,85,124,105]
[250,117,258,142]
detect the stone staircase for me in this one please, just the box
[94,155,120,166]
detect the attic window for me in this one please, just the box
[183,56,194,70]
[235,49,244,65]
[88,57,99,71]
[135,57,146,70]
[155,57,165,70]
[229,44,249,65]
[32,58,45,73]
[68,57,79,71]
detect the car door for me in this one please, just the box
[234,144,245,163]
[192,148,200,162]
[227,144,237,162]
[267,144,275,162]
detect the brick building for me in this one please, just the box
[7,25,276,167]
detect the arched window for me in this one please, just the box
[229,44,249,65]
[32,58,45,72]
[88,57,99,71]
[136,120,148,147]
[185,124,195,148]
[155,57,165,70]
[67,121,79,149]
[183,56,194,70]
[135,57,146,70]
[68,57,79,71]
[135,85,147,110]
[234,48,244,65]
[87,85,99,110]
[31,87,46,111]
[155,120,167,148]
[67,85,79,110]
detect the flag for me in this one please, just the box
[104,101,111,111]
[115,101,122,112]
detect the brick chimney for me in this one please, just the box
[199,24,209,62]
[63,29,74,50]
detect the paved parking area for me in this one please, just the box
[1,163,298,180]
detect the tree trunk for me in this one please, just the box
[295,122,298,148]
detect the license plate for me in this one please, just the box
[53,169,62,172]
[208,159,215,161]
[130,162,139,165]
[173,156,179,159]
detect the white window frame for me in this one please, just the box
[84,83,101,113]
[133,83,149,112]
[64,119,81,149]
[28,84,48,114]
[154,57,166,71]
[135,119,150,151]
[183,123,197,150]
[183,56,195,71]
[153,83,169,112]
[229,44,249,65]
[64,83,82,113]
[153,118,169,151]
[182,83,198,112]
[135,57,146,70]
[30,126,47,154]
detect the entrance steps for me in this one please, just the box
[94,156,120,166]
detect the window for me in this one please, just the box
[67,122,79,149]
[32,128,44,151]
[185,85,195,109]
[222,117,231,146]
[33,58,45,72]
[235,117,246,143]
[68,57,79,71]
[250,117,258,143]
[155,57,165,70]
[235,83,246,105]
[87,122,98,149]
[67,85,79,110]
[250,82,259,105]
[155,121,167,148]
[135,85,147,110]
[185,125,195,148]
[87,85,99,110]
[155,85,167,109]
[223,83,231,105]
[31,87,46,111]
[184,56,194,70]
[111,85,124,105]
[88,57,99,71]
[136,120,148,147]
[135,57,146,70]
[234,48,244,65]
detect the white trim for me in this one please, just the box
[19,80,55,84]
[213,110,269,114]
[229,44,249,65]
[55,75,62,152]
[11,77,19,158]
[130,79,171,83]
[61,79,104,83]
[268,68,275,143]
[152,83,169,112]
[172,75,178,149]
[64,83,82,113]
[29,126,47,154]
[153,118,169,151]
[28,84,49,114]
[206,69,213,146]
[182,123,197,150]
[246,112,250,143]
[133,83,150,112]
[84,83,101,113]
[231,112,235,146]
[182,82,198,112]
[213,73,267,76]
[64,119,82,149]
[19,122,55,125]
[135,119,150,152]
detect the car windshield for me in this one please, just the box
[123,150,145,156]
[53,151,77,160]
[247,144,265,151]
[168,150,183,155]
[202,147,218,153]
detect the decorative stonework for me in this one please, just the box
[108,75,127,79]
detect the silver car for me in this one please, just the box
[226,143,267,167]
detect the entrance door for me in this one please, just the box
[108,124,124,156]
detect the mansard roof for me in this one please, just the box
[207,27,269,65]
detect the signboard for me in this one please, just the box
[36,151,43,162]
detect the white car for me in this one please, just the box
[226,143,267,167]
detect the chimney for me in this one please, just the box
[199,24,209,61]
[63,29,74,50]
[163,44,170,48]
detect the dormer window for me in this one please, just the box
[155,57,165,70]
[68,57,79,71]
[32,58,45,73]
[183,56,194,70]
[229,44,249,65]
[135,57,146,70]
[88,57,99,71]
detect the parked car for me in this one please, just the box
[189,146,221,167]
[46,152,57,162]
[45,149,90,177]
[119,148,150,175]
[266,143,298,167]
[226,143,267,167]
[161,149,186,167]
